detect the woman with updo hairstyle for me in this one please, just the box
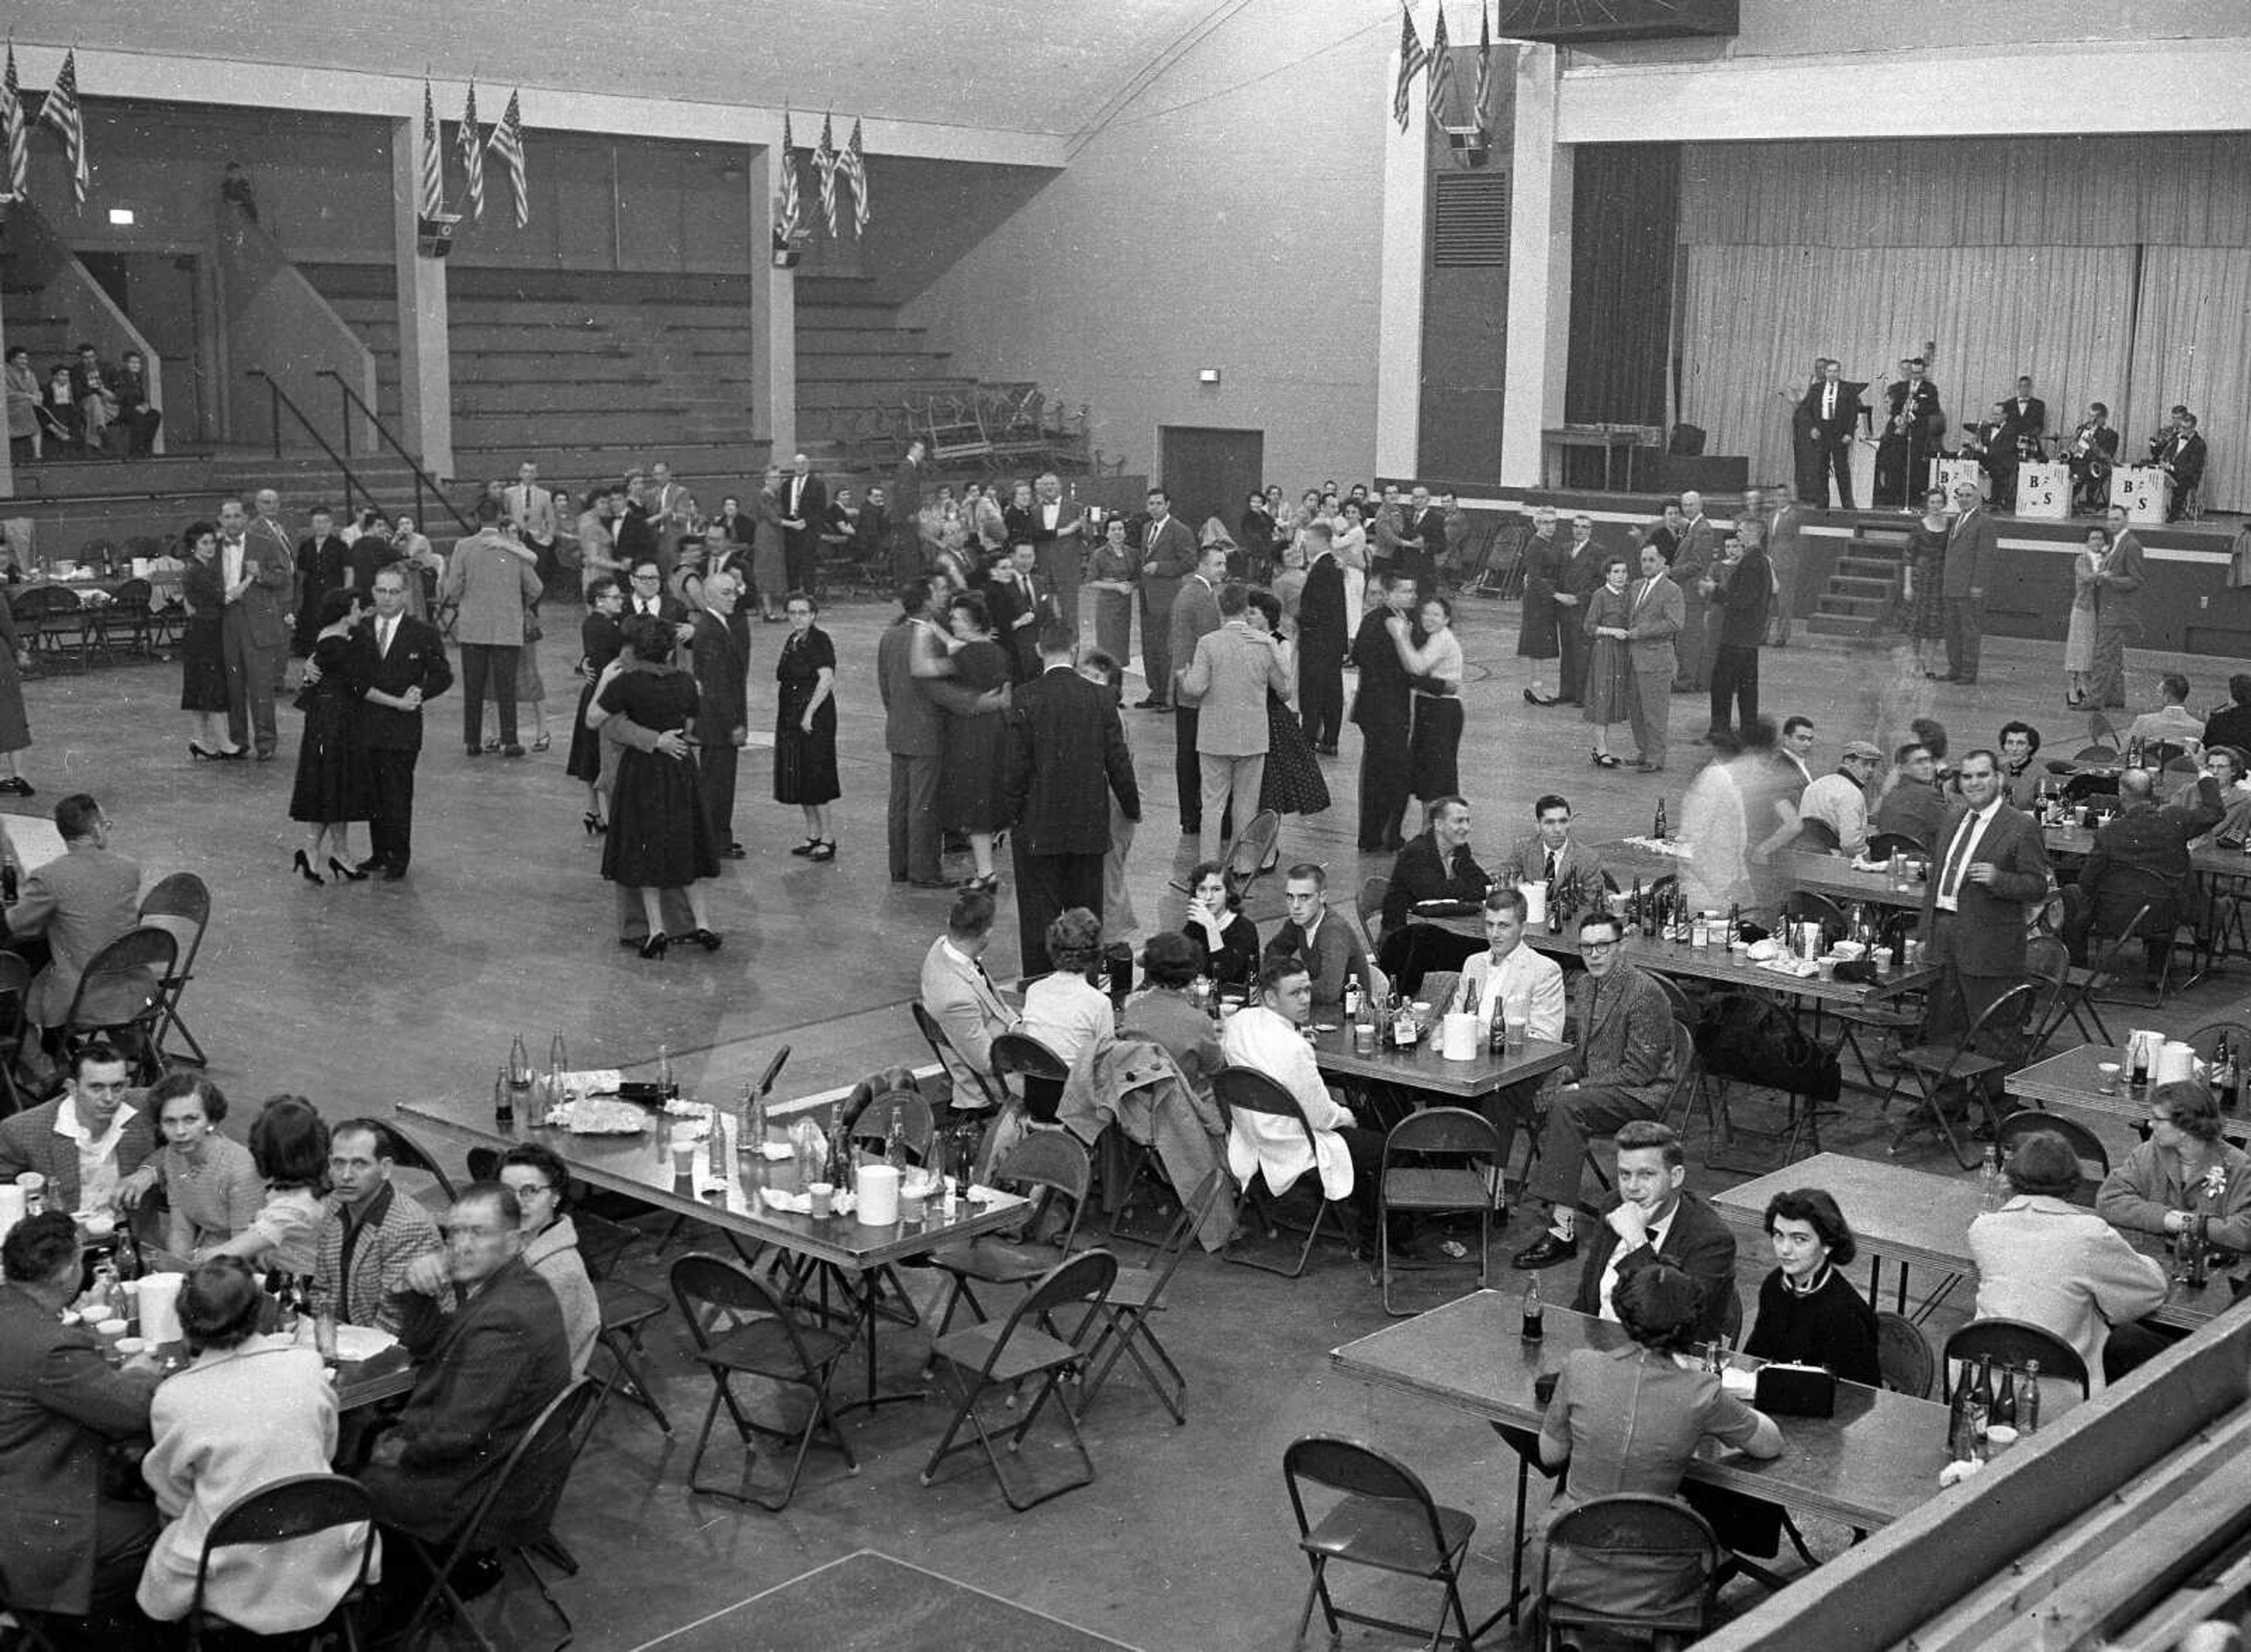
[1120,929,1225,1107]
[137,1255,372,1634]
[113,1072,263,1257]
[1744,1187,1880,1384]
[202,1095,329,1276]
[596,610,722,958]
[179,519,243,759]
[1019,907,1112,1070]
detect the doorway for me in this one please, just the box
[78,251,210,445]
[1158,426,1264,544]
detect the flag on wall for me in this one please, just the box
[457,81,484,222]
[417,80,443,221]
[1,47,27,204]
[38,48,85,210]
[487,89,528,229]
[1393,4,1427,132]
[1427,6,1456,127]
[812,111,839,239]
[1474,3,1493,135]
[777,110,801,244]
[840,117,869,237]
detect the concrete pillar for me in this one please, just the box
[747,139,795,460]
[1372,25,1429,478]
[390,115,455,481]
[1499,45,1572,491]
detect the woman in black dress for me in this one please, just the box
[1742,1187,1881,1385]
[565,576,625,834]
[1244,589,1328,820]
[936,592,1011,892]
[178,522,241,762]
[286,589,372,885]
[1900,485,1950,671]
[774,594,840,862]
[597,613,719,958]
[1183,859,1259,987]
[1517,514,1564,705]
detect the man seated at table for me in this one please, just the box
[4,793,152,1040]
[2124,671,2206,758]
[0,1209,163,1635]
[2175,745,2251,845]
[1443,887,1566,1160]
[1511,915,1678,1271]
[1869,740,1947,852]
[1377,795,1491,991]
[1262,863,1367,1018]
[1496,792,1605,895]
[1220,957,1388,1255]
[1794,739,1883,856]
[359,1182,573,1545]
[2201,674,2251,759]
[1566,1120,1737,1344]
[919,886,1021,1112]
[1969,1130,2168,1393]
[2060,765,2223,985]
[0,1041,152,1215]
[315,1116,444,1336]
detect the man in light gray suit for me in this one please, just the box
[919,886,1020,1110]
[217,496,294,759]
[877,578,1004,887]
[1935,480,1997,685]
[1168,542,1228,834]
[438,497,542,757]
[1623,542,1686,772]
[4,794,149,1032]
[1180,581,1292,861]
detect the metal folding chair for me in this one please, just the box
[2054,903,2150,1045]
[1882,982,2039,1169]
[186,1474,376,1650]
[1537,1493,1723,1652]
[1073,1169,1225,1424]
[380,1121,460,1213]
[138,871,212,1066]
[920,1129,1090,1341]
[1993,1109,2109,1206]
[1216,1065,1354,1279]
[1943,1317,2089,1402]
[55,926,175,1082]
[1876,1310,1936,1398]
[990,1029,1069,1125]
[0,953,31,1116]
[1283,1434,1481,1652]
[576,1208,673,1434]
[910,1000,1002,1114]
[1376,1108,1501,1315]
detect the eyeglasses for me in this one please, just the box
[630,572,660,582]
[1581,939,1620,955]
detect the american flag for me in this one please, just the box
[1393,4,1427,132]
[812,111,839,239]
[487,89,528,229]
[839,117,870,237]
[38,49,85,210]
[1474,2,1493,134]
[417,80,443,221]
[1,47,26,204]
[776,111,801,243]
[1427,6,1455,127]
[457,81,484,222]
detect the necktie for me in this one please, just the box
[1631,578,1650,614]
[1939,814,1977,901]
[379,618,394,658]
[1545,849,1559,884]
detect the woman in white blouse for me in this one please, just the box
[1019,907,1113,1071]
[1396,595,1467,806]
[1331,501,1370,637]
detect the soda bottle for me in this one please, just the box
[657,1043,676,1099]
[1993,1364,2018,1429]
[1521,1275,1544,1341]
[2022,1361,2042,1433]
[492,1064,514,1130]
[508,1034,532,1109]
[1653,797,1668,841]
[886,1111,908,1171]
[547,1031,569,1102]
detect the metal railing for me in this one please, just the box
[316,369,472,535]
[244,370,386,526]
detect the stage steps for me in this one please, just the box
[1805,525,1910,639]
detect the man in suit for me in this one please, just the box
[217,495,293,759]
[1708,519,1772,740]
[1801,359,1867,510]
[1511,914,1680,1271]
[1261,864,1367,1019]
[688,570,752,858]
[1375,796,1490,991]
[1024,471,1087,637]
[1668,492,1715,693]
[1935,480,1997,685]
[1876,356,1946,509]
[315,1117,444,1335]
[1136,487,1199,711]
[1565,1122,1738,1344]
[1497,793,1607,894]
[5,794,150,1032]
[780,451,827,598]
[2063,767,2223,986]
[0,1210,161,1626]
[621,556,689,633]
[879,579,1000,888]
[355,566,453,880]
[1921,748,2051,1036]
[2155,410,2208,520]
[2067,402,2122,514]
[1168,542,1227,835]
[505,460,560,589]
[2090,504,2147,709]
[1623,541,1684,771]
[291,505,352,661]
[643,460,698,541]
[919,886,1021,1110]
[440,497,543,757]
[2204,675,2251,759]
[1352,570,1418,852]
[111,349,161,456]
[359,1182,573,1545]
[1003,622,1140,975]
[1296,522,1348,755]
[1180,581,1291,862]
[1410,487,1447,597]
[1992,375,2047,512]
[613,488,661,580]
[0,1042,154,1212]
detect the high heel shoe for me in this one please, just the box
[638,933,669,960]
[188,742,215,762]
[328,857,369,883]
[582,811,606,837]
[1591,749,1620,769]
[808,839,836,862]
[686,928,723,952]
[293,849,325,887]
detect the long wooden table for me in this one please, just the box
[1331,1293,1950,1531]
[1592,838,1929,913]
[1712,1151,2233,1333]
[1433,916,1938,1008]
[2004,1043,2157,1125]
[1310,1028,1570,1102]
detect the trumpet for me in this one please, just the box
[2070,422,2098,460]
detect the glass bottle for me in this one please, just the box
[1978,1144,2004,1210]
[547,1031,569,1102]
[492,1064,514,1129]
[886,1111,908,1171]
[507,1034,532,1106]
[1652,797,1668,841]
[1992,1364,2017,1429]
[1521,1274,1543,1340]
[657,1043,676,1099]
[2022,1361,2041,1433]
[111,1222,141,1283]
[740,1079,766,1163]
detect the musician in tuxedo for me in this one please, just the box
[1800,358,1867,511]
[1990,378,2047,511]
[505,460,560,589]
[2154,410,2207,520]
[780,452,827,598]
[2068,402,2121,514]
[1875,357,1945,509]
[1961,402,2011,508]
[352,566,453,879]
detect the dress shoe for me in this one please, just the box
[1511,1232,1579,1270]
[355,856,384,874]
[501,743,526,757]
[722,842,747,859]
[465,745,483,758]
[687,928,723,951]
[292,849,324,887]
[380,865,406,882]
[254,750,276,762]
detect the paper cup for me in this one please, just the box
[1440,1011,1480,1062]
[136,1272,185,1345]
[807,1182,834,1218]
[115,1337,148,1359]
[0,1184,25,1233]
[855,1163,900,1226]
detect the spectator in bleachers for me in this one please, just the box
[5,347,40,464]
[36,363,80,451]
[111,350,161,457]
[68,345,118,456]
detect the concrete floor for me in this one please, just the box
[29,595,2239,1650]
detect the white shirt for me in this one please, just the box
[53,1099,137,1213]
[1597,1202,1675,1323]
[1019,972,1113,1071]
[1821,382,1837,420]
[1219,1004,1356,1199]
[1449,944,1567,1042]
[1936,797,2006,912]
[223,538,244,587]
[1797,771,1869,857]
[1041,501,1060,530]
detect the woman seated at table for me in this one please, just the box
[113,1073,263,1259]
[136,1256,376,1636]
[1743,1188,1881,1385]
[1538,1263,1783,1613]
[1121,930,1226,1104]
[1182,859,1259,990]
[1019,907,1113,1070]
[2098,1079,2251,1255]
[200,1096,330,1277]
[496,1143,599,1378]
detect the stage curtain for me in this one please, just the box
[2126,247,2251,512]
[1566,144,1678,429]
[1679,243,2136,493]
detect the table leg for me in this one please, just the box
[832,1263,931,1415]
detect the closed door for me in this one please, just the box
[1159,426,1263,545]
[79,251,208,443]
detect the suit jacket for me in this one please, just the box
[1349,609,1413,732]
[1999,396,2047,450]
[222,531,293,653]
[8,842,151,1027]
[440,531,542,646]
[1802,378,1868,448]
[1569,960,1676,1114]
[687,608,751,743]
[506,483,558,544]
[2163,431,2208,492]
[614,507,660,574]
[1498,831,1606,893]
[1669,516,1716,590]
[1920,801,2049,977]
[368,1256,573,1542]
[357,614,452,753]
[1261,912,1366,1015]
[783,471,828,552]
[0,1283,160,1613]
[1716,546,1772,647]
[890,456,925,530]
[0,1093,155,1226]
[1413,507,1449,567]
[1181,621,1289,755]
[1297,553,1348,659]
[1941,507,1997,598]
[1883,379,1946,444]
[1140,515,1200,613]
[2081,781,2225,927]
[876,614,991,758]
[1004,664,1139,855]
[1382,831,1491,931]
[2094,531,2146,637]
[1167,575,1223,702]
[920,936,1017,1094]
[1623,572,1684,679]
[1572,1191,1739,1345]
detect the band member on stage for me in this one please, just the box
[2151,409,2208,522]
[1799,359,1868,511]
[2068,403,2121,515]
[1875,357,1945,511]
[1782,357,1824,508]
[1992,376,2046,512]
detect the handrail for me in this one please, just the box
[315,369,472,535]
[243,369,385,526]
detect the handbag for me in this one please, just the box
[1753,1362,1837,1418]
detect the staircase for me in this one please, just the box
[1805,523,1912,639]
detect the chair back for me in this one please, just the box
[991,1127,1091,1206]
[444,1377,601,1558]
[66,925,176,1014]
[1540,1493,1722,1635]
[192,1473,376,1620]
[669,1252,828,1377]
[137,871,211,975]
[2147,740,2188,771]
[570,1208,641,1283]
[1660,1021,1699,1127]
[1647,971,1693,1027]
[1284,1433,1446,1522]
[849,1090,935,1166]
[912,1000,999,1109]
[2088,710,2119,749]
[1865,831,1926,862]
[991,1030,1070,1124]
[1943,1318,2089,1400]
[1212,1064,1318,1146]
[1356,876,1389,948]
[1875,1311,1935,1398]
[1382,1105,1500,1164]
[1949,980,2041,1077]
[1995,1109,2109,1204]
[2083,904,2154,983]
[2185,1021,2251,1070]
[2022,934,2071,1055]
[1134,1169,1226,1293]
[465,1147,499,1184]
[1783,890,1847,934]
[1223,809,1281,899]
[973,1248,1117,1377]
[1417,970,1461,1017]
[1796,815,1842,854]
[381,1122,461,1204]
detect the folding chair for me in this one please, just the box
[1876,1311,1935,1398]
[1689,992,1840,1168]
[910,1000,1002,1114]
[2186,1020,2251,1144]
[848,1089,934,1164]
[185,1474,376,1650]
[2019,934,2073,1063]
[1881,982,2039,1169]
[919,1129,1090,1341]
[1376,1108,1501,1315]
[2059,903,2150,1042]
[55,926,175,1082]
[395,1378,601,1652]
[920,1249,1116,1510]
[1943,1317,2089,1402]
[669,1253,856,1510]
[576,1208,673,1434]
[1074,1168,1225,1424]
[1486,1422,1568,1628]
[0,953,30,1116]
[137,871,211,1066]
[1216,1065,1354,1279]
[1865,832,1927,864]
[990,1029,1069,1125]
[1221,808,1283,905]
[1993,1109,2109,1205]
[1537,1493,1723,1652]
[1283,1435,1480,1652]
[380,1121,460,1211]
[1356,876,1390,953]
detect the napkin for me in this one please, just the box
[750,1141,794,1160]
[555,1069,623,1097]
[758,1187,858,1216]
[1756,957,1821,979]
